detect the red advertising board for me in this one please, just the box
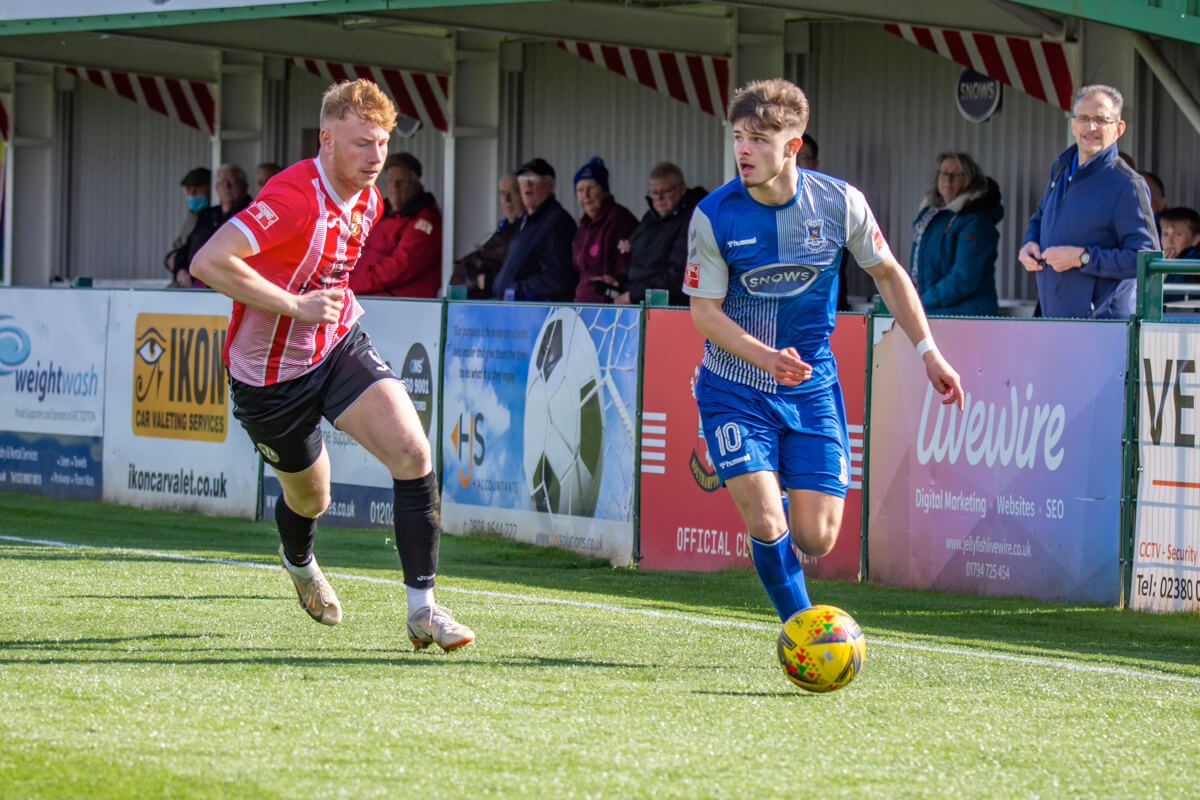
[638,309,865,579]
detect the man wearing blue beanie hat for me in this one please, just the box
[572,156,638,302]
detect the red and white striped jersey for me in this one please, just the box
[224,157,382,386]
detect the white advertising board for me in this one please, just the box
[0,287,107,438]
[102,290,258,517]
[0,287,108,499]
[1133,323,1200,612]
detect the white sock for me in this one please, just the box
[282,552,318,579]
[406,586,434,613]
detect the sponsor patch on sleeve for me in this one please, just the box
[684,262,700,289]
[872,227,890,255]
[415,219,434,235]
[249,201,279,230]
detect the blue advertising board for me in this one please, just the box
[440,303,640,565]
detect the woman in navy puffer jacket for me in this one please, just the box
[910,152,1002,316]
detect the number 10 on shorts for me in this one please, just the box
[714,422,743,457]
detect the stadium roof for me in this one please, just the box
[0,0,1195,47]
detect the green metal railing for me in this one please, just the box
[1135,250,1200,321]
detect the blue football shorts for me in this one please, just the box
[695,368,850,497]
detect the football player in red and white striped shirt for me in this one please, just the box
[192,79,473,651]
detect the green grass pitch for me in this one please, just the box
[1,491,1198,798]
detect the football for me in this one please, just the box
[523,308,605,517]
[776,605,865,692]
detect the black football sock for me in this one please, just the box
[275,498,317,567]
[393,472,440,589]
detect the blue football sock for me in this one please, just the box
[750,532,811,622]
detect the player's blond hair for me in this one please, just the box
[319,79,397,132]
[727,78,809,134]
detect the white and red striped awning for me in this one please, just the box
[290,58,451,134]
[883,24,1075,111]
[66,67,216,135]
[556,40,731,120]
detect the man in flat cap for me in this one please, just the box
[492,158,578,301]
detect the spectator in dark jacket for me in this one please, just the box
[571,156,638,303]
[451,174,522,298]
[909,152,1001,316]
[602,162,704,305]
[165,166,211,286]
[493,158,577,301]
[349,152,442,298]
[1019,84,1159,318]
[176,163,251,288]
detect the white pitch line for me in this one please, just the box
[3,533,1200,686]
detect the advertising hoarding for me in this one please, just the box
[867,318,1126,604]
[102,290,258,516]
[1132,323,1200,612]
[0,288,107,499]
[440,303,639,565]
[637,310,865,577]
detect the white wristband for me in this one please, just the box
[916,337,936,358]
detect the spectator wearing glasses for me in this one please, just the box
[910,151,1001,317]
[1018,85,1159,318]
[349,152,442,297]
[176,163,251,288]
[598,161,706,305]
[493,158,578,301]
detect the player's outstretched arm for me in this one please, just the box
[867,255,964,409]
[191,225,343,325]
[689,296,811,385]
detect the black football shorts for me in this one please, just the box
[230,325,400,473]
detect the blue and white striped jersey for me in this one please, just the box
[683,171,890,394]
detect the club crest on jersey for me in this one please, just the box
[350,210,363,238]
[804,219,825,250]
[739,263,819,297]
[249,201,278,230]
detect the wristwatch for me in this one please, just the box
[1079,250,1090,266]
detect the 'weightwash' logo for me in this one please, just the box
[739,263,819,297]
[131,313,229,442]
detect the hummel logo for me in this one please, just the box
[727,237,757,247]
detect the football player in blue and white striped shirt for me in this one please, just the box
[683,78,964,622]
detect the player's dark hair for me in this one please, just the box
[727,78,810,134]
